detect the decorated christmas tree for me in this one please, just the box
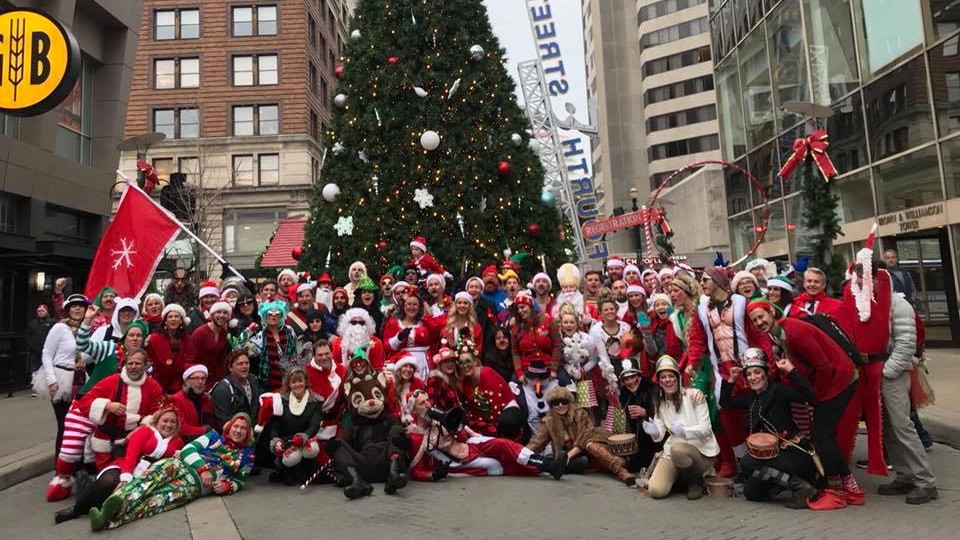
[300,0,573,281]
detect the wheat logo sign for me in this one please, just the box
[0,9,80,116]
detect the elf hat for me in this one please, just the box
[766,275,794,292]
[410,237,428,253]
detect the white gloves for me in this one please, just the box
[670,421,686,438]
[642,420,658,437]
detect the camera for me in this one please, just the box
[427,406,465,433]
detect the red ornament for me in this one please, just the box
[527,223,540,236]
[388,56,399,65]
[375,240,389,250]
[291,246,304,261]
[334,65,345,78]
[496,160,511,176]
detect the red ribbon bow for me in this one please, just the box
[136,160,160,194]
[777,129,838,182]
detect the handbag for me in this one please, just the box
[909,358,935,409]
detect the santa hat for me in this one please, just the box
[393,354,419,376]
[606,257,625,269]
[296,282,316,295]
[528,272,552,290]
[650,293,671,307]
[465,276,483,290]
[657,267,674,279]
[641,269,659,282]
[623,264,641,276]
[143,292,163,307]
[675,263,695,275]
[454,291,473,304]
[426,273,446,287]
[556,263,581,288]
[317,272,335,286]
[198,281,220,299]
[430,347,457,369]
[209,301,232,316]
[626,282,645,295]
[730,271,760,294]
[766,275,794,292]
[255,392,283,434]
[161,303,186,321]
[745,258,769,273]
[182,364,208,381]
[481,264,499,277]
[410,236,428,253]
[851,223,879,322]
[278,268,298,283]
[513,291,536,309]
[391,280,410,294]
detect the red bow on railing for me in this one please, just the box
[777,129,838,182]
[647,207,671,235]
[136,160,160,194]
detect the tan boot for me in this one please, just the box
[588,442,636,486]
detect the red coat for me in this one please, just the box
[510,316,561,379]
[791,292,855,341]
[76,371,165,468]
[146,331,190,393]
[306,359,347,439]
[461,366,515,436]
[382,318,435,361]
[169,389,214,440]
[109,424,184,481]
[777,317,857,402]
[185,324,229,390]
[842,270,892,355]
[330,335,385,371]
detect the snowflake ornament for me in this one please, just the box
[413,188,434,209]
[334,216,354,236]
[331,142,346,155]
[111,238,137,270]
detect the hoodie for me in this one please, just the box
[91,297,141,343]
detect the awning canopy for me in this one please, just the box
[260,217,307,268]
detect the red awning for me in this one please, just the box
[260,217,307,268]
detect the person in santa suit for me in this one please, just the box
[791,267,854,336]
[145,303,190,394]
[747,299,863,508]
[186,281,219,334]
[511,292,561,382]
[405,390,564,481]
[306,339,347,444]
[457,344,522,440]
[331,308,386,370]
[185,300,231,390]
[140,293,165,335]
[408,236,445,284]
[383,295,435,380]
[53,404,184,524]
[316,272,336,312]
[74,349,165,471]
[170,364,214,441]
[603,256,626,287]
[621,282,648,335]
[286,282,323,337]
[277,268,299,302]
[423,273,452,317]
[266,367,323,486]
[384,280,410,320]
[392,354,426,426]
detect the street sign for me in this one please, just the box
[0,9,81,116]
[581,209,646,237]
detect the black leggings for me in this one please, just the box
[74,469,121,515]
[52,400,70,455]
[741,448,817,501]
[811,380,857,478]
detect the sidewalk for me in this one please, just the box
[2,350,959,491]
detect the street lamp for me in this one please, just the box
[630,187,642,263]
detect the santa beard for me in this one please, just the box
[339,324,372,361]
[317,289,333,311]
[553,291,585,316]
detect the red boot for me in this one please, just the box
[45,475,74,502]
[807,489,848,511]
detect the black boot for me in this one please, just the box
[343,467,373,500]
[784,477,818,509]
[528,453,565,480]
[54,506,79,524]
[565,455,590,474]
[384,456,408,494]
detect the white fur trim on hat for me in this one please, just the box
[198,284,219,299]
[209,301,232,315]
[745,258,769,272]
[657,267,674,278]
[641,269,659,281]
[278,268,298,283]
[391,281,410,293]
[144,292,163,305]
[393,354,419,374]
[259,392,283,417]
[161,303,186,321]
[454,291,473,304]
[426,273,445,286]
[410,237,427,252]
[624,264,641,276]
[627,283,645,295]
[651,293,671,307]
[530,272,552,289]
[296,282,316,295]
[730,271,759,294]
[606,257,625,269]
[182,364,208,381]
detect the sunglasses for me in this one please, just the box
[549,398,570,407]
[349,320,365,325]
[238,300,255,307]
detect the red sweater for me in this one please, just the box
[170,390,214,440]
[186,324,229,390]
[461,367,515,436]
[510,316,562,379]
[146,331,190,394]
[776,317,857,402]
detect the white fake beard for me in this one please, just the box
[340,324,372,358]
[555,291,585,314]
[317,289,333,311]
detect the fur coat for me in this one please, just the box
[526,407,610,458]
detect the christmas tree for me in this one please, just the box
[300,0,573,281]
[799,159,845,292]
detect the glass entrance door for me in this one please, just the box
[894,235,954,342]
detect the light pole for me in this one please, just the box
[630,187,642,264]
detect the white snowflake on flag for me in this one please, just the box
[334,216,354,236]
[111,238,137,270]
[413,188,434,209]
[332,142,346,155]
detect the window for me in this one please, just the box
[647,134,720,161]
[640,17,709,48]
[320,34,328,64]
[232,104,278,136]
[863,56,932,160]
[646,105,716,132]
[320,77,329,103]
[232,155,254,185]
[639,0,707,22]
[232,54,277,86]
[804,0,859,103]
[0,194,27,235]
[153,107,199,139]
[258,154,280,185]
[644,75,714,104]
[309,15,317,46]
[947,72,960,102]
[223,208,285,254]
[179,157,199,183]
[154,58,199,89]
[233,5,277,36]
[45,206,95,244]
[309,61,318,94]
[154,8,199,40]
[930,40,960,136]
[152,158,174,185]
[55,61,93,164]
[858,0,924,77]
[310,110,319,140]
[642,46,710,78]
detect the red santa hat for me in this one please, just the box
[626,281,645,295]
[606,256,626,269]
[513,291,536,308]
[410,236,428,253]
[481,264,499,277]
[209,301,232,316]
[624,263,641,276]
[296,282,316,295]
[278,268,298,283]
[640,269,659,282]
[393,354,419,376]
[255,392,283,434]
[198,281,220,299]
[182,364,208,381]
[454,291,473,305]
[657,267,675,279]
[528,272,552,289]
[317,272,335,286]
[426,273,446,287]
[430,346,457,370]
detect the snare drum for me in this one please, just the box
[607,434,638,457]
[746,432,780,460]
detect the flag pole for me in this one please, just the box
[116,171,245,281]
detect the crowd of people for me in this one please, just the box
[31,236,939,532]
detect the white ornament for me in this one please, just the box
[358,150,369,163]
[375,108,382,126]
[420,130,440,151]
[414,86,428,98]
[334,216,354,236]
[479,197,487,212]
[511,133,522,146]
[350,29,361,41]
[333,93,348,108]
[111,238,137,270]
[529,139,542,153]
[322,183,341,202]
[372,175,379,195]
[456,212,465,238]
[331,142,345,155]
[469,44,484,61]
[503,247,512,259]
[413,188,434,209]
[447,78,461,100]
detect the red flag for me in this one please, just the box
[84,184,182,299]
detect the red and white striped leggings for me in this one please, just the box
[54,403,95,476]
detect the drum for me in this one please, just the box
[704,475,732,499]
[607,434,638,457]
[746,433,780,460]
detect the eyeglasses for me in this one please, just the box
[238,300,255,307]
[700,277,712,284]
[548,398,570,407]
[349,320,365,325]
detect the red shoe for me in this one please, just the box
[842,486,865,506]
[45,476,73,502]
[807,489,848,511]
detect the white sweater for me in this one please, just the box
[41,323,79,386]
[651,389,719,458]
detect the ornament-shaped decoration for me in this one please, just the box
[496,160,511,176]
[420,130,441,151]
[527,223,540,236]
[388,56,399,65]
[414,86,428,98]
[350,29,361,41]
[469,44,484,61]
[358,150,369,163]
[511,133,523,146]
[540,189,556,205]
[372,175,379,195]
[322,183,341,202]
[331,142,346,155]
[334,65,345,78]
[334,216,354,236]
[413,188,435,209]
[447,78,461,100]
[333,93,348,108]
[291,246,304,260]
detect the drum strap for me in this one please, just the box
[756,416,825,477]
